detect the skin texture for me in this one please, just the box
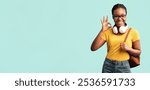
[91,8,141,57]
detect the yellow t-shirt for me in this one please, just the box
[100,28,140,61]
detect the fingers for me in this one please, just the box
[120,42,124,47]
[103,16,105,22]
[101,16,110,23]
[102,16,107,22]
[120,42,125,50]
[120,43,130,51]
[101,16,112,31]
[106,16,108,22]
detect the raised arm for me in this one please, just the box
[91,16,112,51]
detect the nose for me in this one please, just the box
[118,17,122,20]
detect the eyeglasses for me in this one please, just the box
[113,15,126,19]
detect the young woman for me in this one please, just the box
[91,4,141,73]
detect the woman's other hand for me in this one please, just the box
[120,42,130,51]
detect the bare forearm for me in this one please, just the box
[127,48,141,57]
[92,30,103,44]
[91,30,105,51]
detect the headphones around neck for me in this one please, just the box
[112,24,128,34]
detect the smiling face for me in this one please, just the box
[113,8,127,27]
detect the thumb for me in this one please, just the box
[108,23,112,29]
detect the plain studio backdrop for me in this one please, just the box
[0,0,149,73]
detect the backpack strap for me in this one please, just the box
[124,28,131,42]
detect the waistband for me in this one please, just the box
[105,58,129,62]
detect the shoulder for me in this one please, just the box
[130,27,139,34]
[129,27,140,41]
[100,28,113,41]
[103,28,113,34]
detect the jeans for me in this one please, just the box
[102,58,131,73]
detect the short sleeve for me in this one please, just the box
[100,31,107,41]
[132,29,140,42]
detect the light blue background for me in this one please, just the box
[0,0,149,73]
